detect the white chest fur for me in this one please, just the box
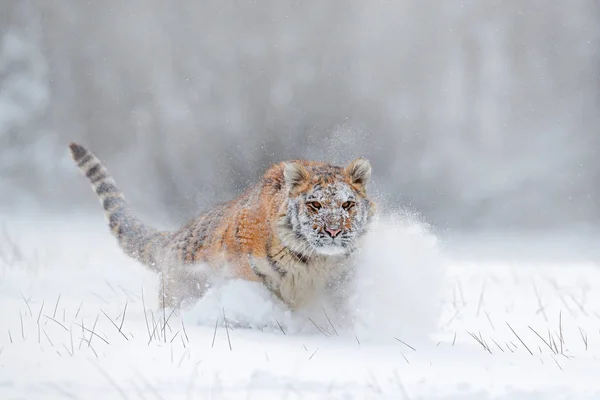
[248,251,350,309]
[277,256,348,309]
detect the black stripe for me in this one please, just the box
[69,143,87,160]
[247,255,266,278]
[234,223,241,246]
[266,255,287,277]
[289,250,309,264]
[253,268,268,281]
[103,196,123,211]
[77,154,93,167]
[90,172,108,184]
[85,164,100,179]
[270,246,286,260]
[96,182,118,195]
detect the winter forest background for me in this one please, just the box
[1,0,599,233]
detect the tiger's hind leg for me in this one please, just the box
[158,264,210,309]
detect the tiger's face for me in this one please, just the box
[279,158,375,257]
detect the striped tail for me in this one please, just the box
[68,142,170,272]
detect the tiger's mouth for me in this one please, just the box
[312,230,353,256]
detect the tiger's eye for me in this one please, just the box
[307,201,322,210]
[342,201,355,210]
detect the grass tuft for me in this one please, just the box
[506,322,533,356]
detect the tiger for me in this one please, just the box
[68,142,376,311]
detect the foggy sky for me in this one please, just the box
[1,0,599,232]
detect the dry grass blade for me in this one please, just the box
[45,315,69,332]
[528,326,556,354]
[88,343,99,359]
[75,319,110,346]
[308,348,319,360]
[19,290,33,317]
[78,320,86,350]
[479,332,492,353]
[443,310,460,327]
[393,337,416,351]
[70,326,74,356]
[222,308,232,351]
[43,329,53,347]
[37,300,45,325]
[142,288,151,342]
[322,308,338,336]
[62,344,74,357]
[484,311,495,330]
[105,280,120,298]
[101,310,129,340]
[148,313,163,344]
[308,318,330,337]
[506,322,533,356]
[161,308,178,341]
[559,311,564,354]
[149,312,157,343]
[181,319,189,343]
[275,319,286,335]
[505,341,514,353]
[400,351,409,364]
[476,281,486,317]
[551,355,564,371]
[490,337,505,352]
[8,330,13,344]
[579,327,588,351]
[549,331,560,354]
[88,314,100,347]
[466,330,491,354]
[119,302,128,332]
[75,302,84,319]
[211,318,219,348]
[568,294,588,317]
[20,312,24,340]
[452,332,457,346]
[52,294,61,319]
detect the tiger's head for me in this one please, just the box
[278,158,376,258]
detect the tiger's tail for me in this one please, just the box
[68,142,170,271]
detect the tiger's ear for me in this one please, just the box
[345,158,371,188]
[283,162,310,189]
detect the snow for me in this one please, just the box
[1,210,600,399]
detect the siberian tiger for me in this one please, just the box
[69,143,375,310]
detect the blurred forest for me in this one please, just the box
[1,0,599,232]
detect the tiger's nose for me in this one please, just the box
[325,227,342,238]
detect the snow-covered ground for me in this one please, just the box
[1,210,599,399]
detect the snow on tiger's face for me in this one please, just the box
[280,158,375,257]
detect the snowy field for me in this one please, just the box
[1,210,600,399]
